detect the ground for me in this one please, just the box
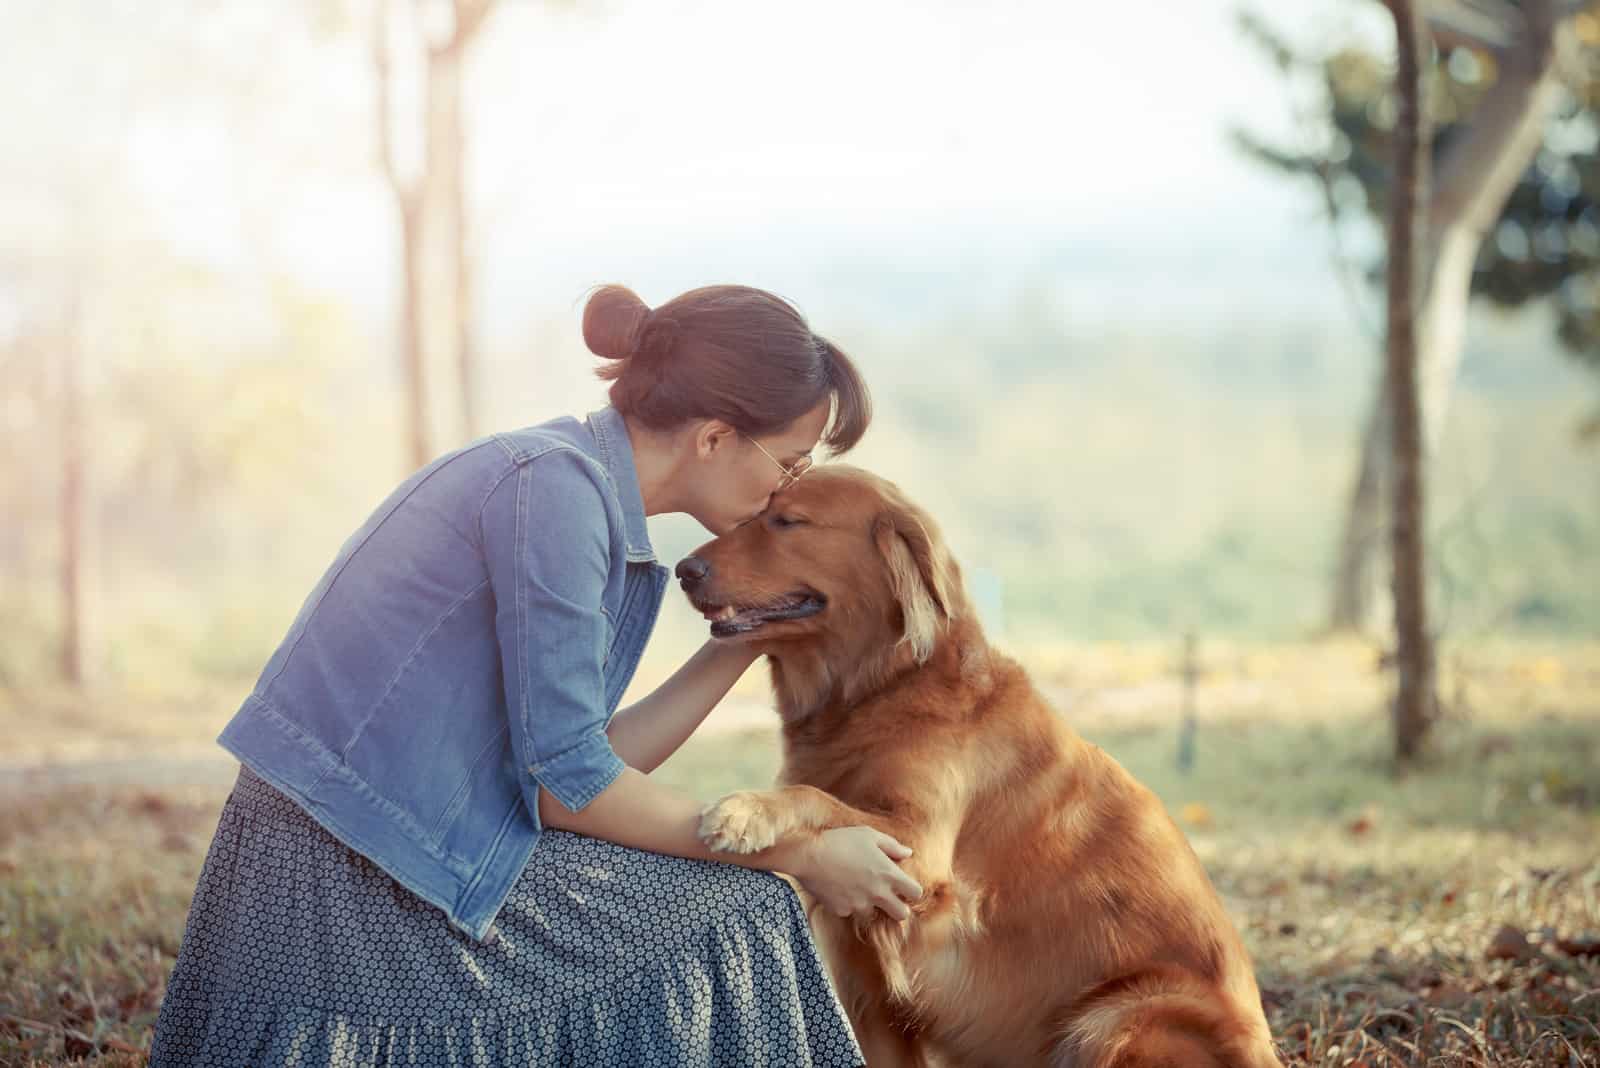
[1,639,1596,1066]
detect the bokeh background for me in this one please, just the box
[1,1,1597,1064]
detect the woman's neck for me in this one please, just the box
[622,414,685,518]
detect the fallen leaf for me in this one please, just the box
[1486,925,1534,962]
[63,1029,95,1058]
[1556,933,1600,957]
[131,792,170,817]
[1346,803,1380,836]
[1179,802,1214,829]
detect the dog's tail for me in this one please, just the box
[1056,968,1283,1068]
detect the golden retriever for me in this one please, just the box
[677,465,1283,1068]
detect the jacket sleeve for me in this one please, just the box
[479,448,627,817]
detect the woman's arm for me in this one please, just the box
[585,642,922,919]
[538,767,923,920]
[604,639,759,773]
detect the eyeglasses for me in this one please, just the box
[747,435,814,491]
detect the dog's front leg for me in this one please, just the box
[699,784,937,990]
[703,786,966,1061]
[699,784,913,855]
[699,786,944,921]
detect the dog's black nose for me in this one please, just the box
[675,556,711,585]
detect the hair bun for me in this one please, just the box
[583,285,651,361]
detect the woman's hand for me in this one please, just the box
[788,826,923,921]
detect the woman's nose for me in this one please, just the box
[676,556,711,587]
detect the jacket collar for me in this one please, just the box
[587,405,657,563]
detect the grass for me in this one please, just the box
[2,640,1597,1065]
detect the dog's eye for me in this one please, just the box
[769,514,808,530]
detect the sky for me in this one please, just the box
[464,0,1354,330]
[13,0,1395,340]
[471,0,1383,331]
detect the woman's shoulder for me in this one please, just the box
[476,417,616,521]
[488,412,595,465]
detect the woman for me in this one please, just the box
[149,284,921,1066]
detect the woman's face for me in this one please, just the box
[686,399,830,535]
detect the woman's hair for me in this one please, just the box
[581,284,871,454]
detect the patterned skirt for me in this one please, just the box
[148,765,864,1067]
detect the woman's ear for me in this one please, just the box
[694,419,737,459]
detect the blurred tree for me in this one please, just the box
[372,0,496,471]
[435,1,495,445]
[1235,0,1597,633]
[1382,0,1439,760]
[0,2,369,683]
[59,285,86,687]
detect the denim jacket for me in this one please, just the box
[217,405,669,942]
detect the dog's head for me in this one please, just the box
[676,465,964,665]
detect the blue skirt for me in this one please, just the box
[149,765,864,1067]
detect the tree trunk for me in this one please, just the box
[59,287,85,687]
[1327,0,1570,633]
[374,0,431,472]
[374,0,491,469]
[1385,0,1436,763]
[431,0,491,444]
[399,199,430,470]
[1329,393,1390,632]
[431,31,478,442]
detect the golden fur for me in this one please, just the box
[683,466,1284,1068]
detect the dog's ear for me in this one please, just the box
[873,505,955,662]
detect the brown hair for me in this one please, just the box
[582,284,871,454]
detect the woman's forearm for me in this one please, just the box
[537,766,811,875]
[539,742,925,924]
[605,639,760,772]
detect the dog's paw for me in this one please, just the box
[698,792,780,854]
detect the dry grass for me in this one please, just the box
[2,640,1597,1065]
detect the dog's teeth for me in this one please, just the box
[718,606,737,621]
